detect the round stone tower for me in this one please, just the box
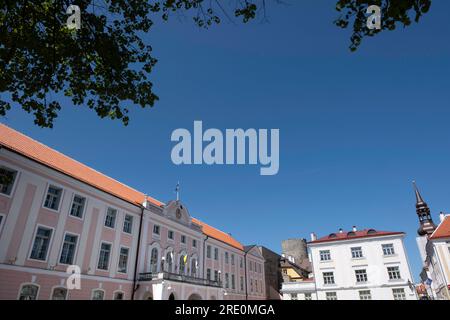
[281,238,310,271]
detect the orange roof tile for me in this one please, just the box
[0,123,244,250]
[192,218,244,251]
[430,216,450,240]
[0,124,162,207]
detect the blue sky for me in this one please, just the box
[2,1,450,279]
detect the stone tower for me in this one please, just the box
[281,238,310,271]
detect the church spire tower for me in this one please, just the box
[413,181,436,236]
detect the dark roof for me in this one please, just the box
[309,229,404,244]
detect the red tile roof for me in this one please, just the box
[192,218,244,251]
[0,123,243,250]
[309,229,404,244]
[430,215,450,240]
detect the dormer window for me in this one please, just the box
[347,231,356,237]
[328,233,337,238]
[367,229,377,235]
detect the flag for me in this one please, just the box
[425,278,432,286]
[183,254,187,264]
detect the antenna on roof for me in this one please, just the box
[175,181,180,201]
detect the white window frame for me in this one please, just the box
[96,241,113,271]
[68,193,87,220]
[0,165,19,198]
[0,213,6,235]
[113,290,125,300]
[91,288,105,300]
[117,246,130,274]
[351,247,364,259]
[104,207,117,229]
[325,292,337,300]
[387,266,402,280]
[359,290,372,300]
[28,224,55,263]
[50,286,69,300]
[323,271,335,285]
[392,288,406,300]
[123,214,133,234]
[58,231,80,266]
[152,224,161,239]
[355,269,368,283]
[320,250,331,261]
[42,183,64,213]
[382,243,395,256]
[17,283,40,300]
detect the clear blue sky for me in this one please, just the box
[2,1,450,279]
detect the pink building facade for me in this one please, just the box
[0,124,265,300]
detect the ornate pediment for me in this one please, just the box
[162,200,191,226]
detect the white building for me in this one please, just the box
[308,227,417,300]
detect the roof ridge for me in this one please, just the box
[0,123,163,206]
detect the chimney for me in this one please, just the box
[352,226,357,232]
[310,232,317,241]
[339,228,343,233]
[440,212,446,223]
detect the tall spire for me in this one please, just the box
[413,181,436,236]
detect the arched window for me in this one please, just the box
[191,258,198,277]
[179,254,186,275]
[150,247,159,273]
[113,291,124,300]
[92,289,104,300]
[18,284,39,300]
[51,287,67,300]
[166,251,173,273]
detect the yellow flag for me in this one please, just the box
[183,255,187,264]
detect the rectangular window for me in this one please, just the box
[355,269,368,283]
[323,272,335,285]
[225,252,229,264]
[168,230,174,240]
[304,293,312,300]
[387,266,401,280]
[250,279,253,292]
[231,254,235,265]
[320,250,331,261]
[231,274,235,290]
[291,293,298,300]
[392,288,406,300]
[240,276,244,291]
[105,208,117,228]
[214,270,218,282]
[0,167,17,196]
[44,185,63,211]
[153,224,160,235]
[207,268,211,280]
[206,245,211,258]
[382,244,395,256]
[240,257,243,268]
[30,227,52,260]
[192,239,197,248]
[214,248,218,260]
[181,235,186,244]
[351,247,363,259]
[59,234,78,265]
[326,292,337,300]
[70,195,86,218]
[123,215,133,233]
[359,290,372,300]
[249,261,253,271]
[97,243,111,270]
[118,247,129,273]
[225,273,229,288]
